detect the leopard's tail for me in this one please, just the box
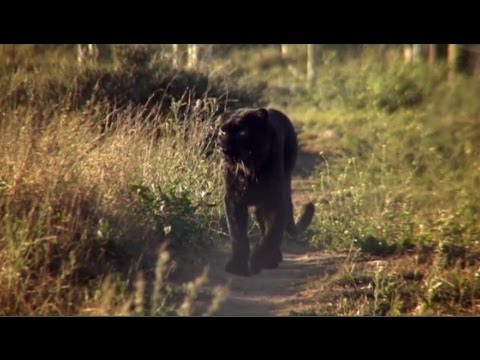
[286,202,315,236]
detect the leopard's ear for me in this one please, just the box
[255,108,268,120]
[220,110,234,123]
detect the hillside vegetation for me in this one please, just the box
[1,44,479,315]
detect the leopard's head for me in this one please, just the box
[219,108,271,170]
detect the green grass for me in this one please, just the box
[243,45,480,315]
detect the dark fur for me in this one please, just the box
[220,107,315,276]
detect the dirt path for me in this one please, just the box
[198,245,344,316]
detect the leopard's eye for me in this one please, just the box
[237,129,248,137]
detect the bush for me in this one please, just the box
[0,45,267,116]
[0,100,224,314]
